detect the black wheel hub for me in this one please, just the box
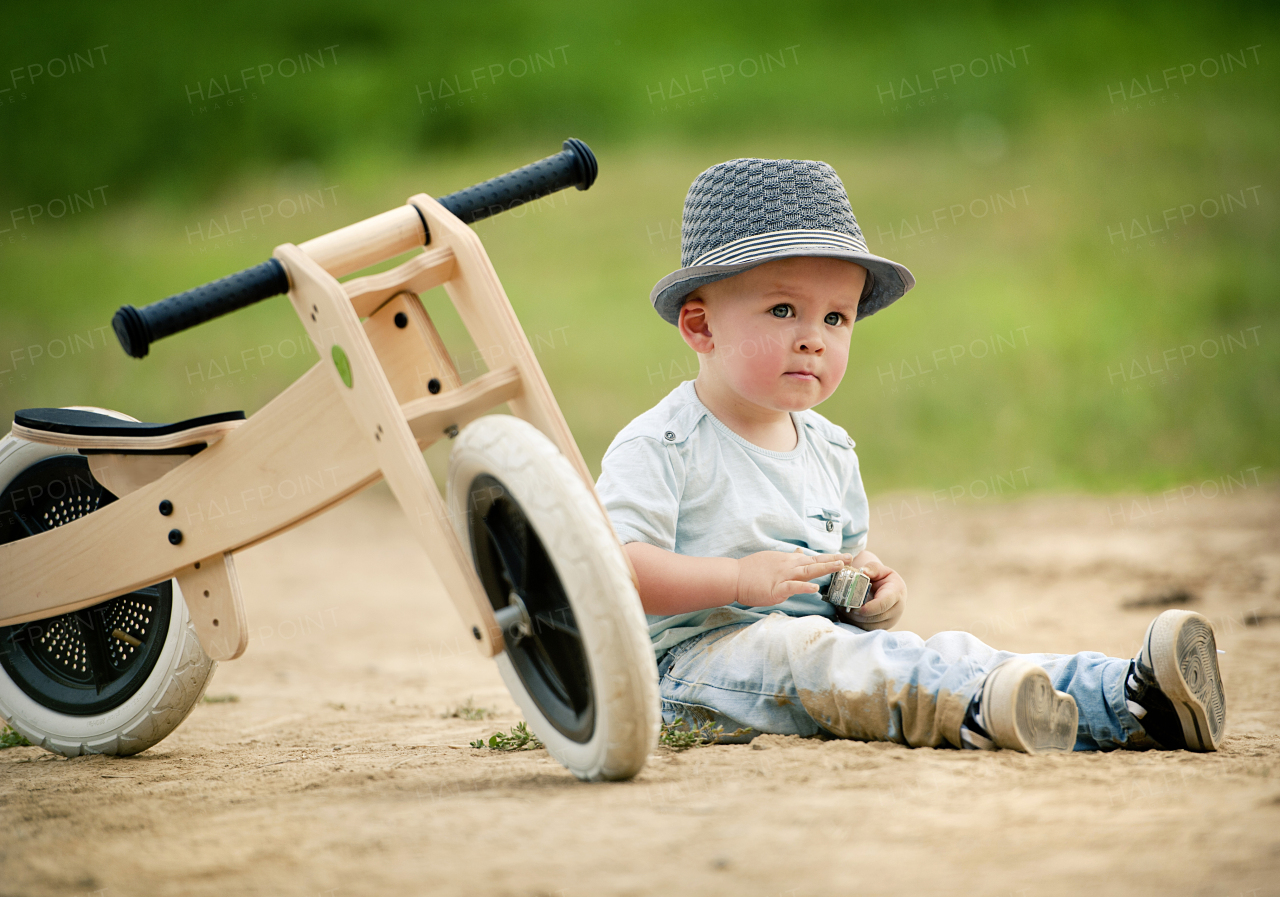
[0,455,172,715]
[467,474,595,743]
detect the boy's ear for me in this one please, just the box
[678,295,715,353]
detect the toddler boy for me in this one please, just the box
[595,158,1226,752]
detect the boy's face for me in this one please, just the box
[678,256,867,413]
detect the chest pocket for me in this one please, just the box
[805,505,844,551]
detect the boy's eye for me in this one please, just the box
[824,312,845,326]
[770,304,793,318]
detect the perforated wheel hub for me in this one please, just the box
[467,473,595,743]
[0,455,172,715]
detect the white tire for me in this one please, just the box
[0,421,216,757]
[447,415,658,781]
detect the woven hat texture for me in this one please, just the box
[679,159,863,266]
[649,157,915,325]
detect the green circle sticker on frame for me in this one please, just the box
[331,345,353,388]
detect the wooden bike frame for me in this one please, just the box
[0,193,619,663]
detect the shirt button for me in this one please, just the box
[664,430,676,441]
[826,520,834,532]
[846,436,854,447]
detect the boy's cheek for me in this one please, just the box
[824,355,850,389]
[738,366,782,399]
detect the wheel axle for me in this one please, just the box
[494,592,532,644]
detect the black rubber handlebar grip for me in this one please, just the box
[435,137,598,227]
[112,138,598,358]
[112,259,290,358]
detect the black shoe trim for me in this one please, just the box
[1125,660,1187,750]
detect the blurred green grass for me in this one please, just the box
[0,3,1275,499]
[1,114,1274,497]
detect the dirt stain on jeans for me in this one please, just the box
[693,617,754,655]
[797,681,967,748]
[703,609,741,629]
[803,628,827,648]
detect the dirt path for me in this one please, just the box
[3,484,1278,897]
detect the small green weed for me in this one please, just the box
[443,698,497,721]
[470,721,544,752]
[1,725,31,749]
[659,717,750,751]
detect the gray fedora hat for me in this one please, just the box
[650,158,915,325]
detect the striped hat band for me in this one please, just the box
[691,228,870,268]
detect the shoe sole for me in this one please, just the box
[1145,610,1226,751]
[983,659,1078,754]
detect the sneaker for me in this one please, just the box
[1125,610,1226,751]
[961,658,1077,754]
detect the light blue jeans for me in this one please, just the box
[656,612,1148,751]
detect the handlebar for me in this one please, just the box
[112,137,598,358]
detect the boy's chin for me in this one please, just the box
[773,397,821,412]
[758,383,830,412]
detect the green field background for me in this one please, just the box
[0,2,1275,499]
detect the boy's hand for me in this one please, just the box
[735,550,853,607]
[836,551,906,630]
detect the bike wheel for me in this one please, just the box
[446,415,658,781]
[0,419,216,756]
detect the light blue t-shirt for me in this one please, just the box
[595,379,870,659]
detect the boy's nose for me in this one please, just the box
[795,319,825,354]
[796,335,824,354]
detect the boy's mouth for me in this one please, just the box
[784,371,818,381]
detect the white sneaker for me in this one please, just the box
[1127,610,1226,751]
[969,658,1078,754]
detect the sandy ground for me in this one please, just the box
[2,482,1278,897]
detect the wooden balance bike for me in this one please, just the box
[0,139,660,781]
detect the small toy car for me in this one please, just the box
[824,566,872,610]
